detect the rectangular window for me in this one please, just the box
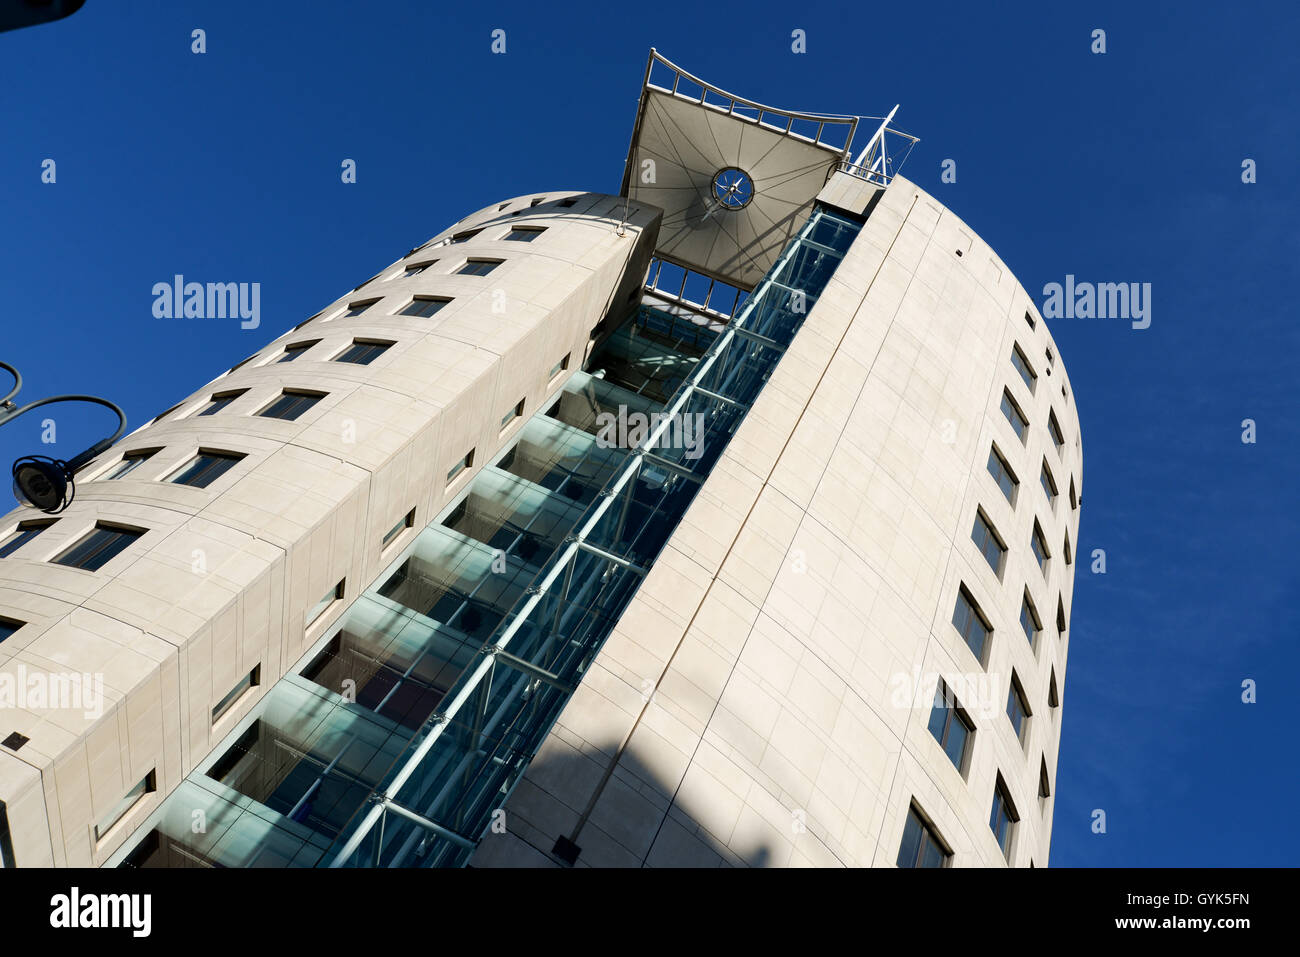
[0,618,24,643]
[952,586,991,664]
[529,197,545,207]
[971,511,1006,576]
[1020,592,1041,648]
[343,299,378,317]
[52,523,144,571]
[277,341,317,363]
[1063,532,1073,566]
[334,340,392,365]
[447,449,474,485]
[1039,760,1052,811]
[1056,597,1067,637]
[548,353,571,380]
[382,508,416,549]
[198,390,246,416]
[1000,390,1028,443]
[168,450,245,489]
[1011,345,1037,393]
[102,450,158,480]
[212,665,260,724]
[1069,478,1078,510]
[1006,675,1031,744]
[0,520,56,559]
[500,398,524,430]
[1030,522,1050,574]
[258,390,325,421]
[456,258,502,276]
[927,682,974,774]
[558,198,578,208]
[403,261,435,277]
[989,778,1018,862]
[504,226,545,242]
[1024,310,1036,330]
[1047,409,1065,450]
[1040,461,1057,506]
[399,296,451,318]
[94,770,156,841]
[447,229,480,244]
[897,805,951,868]
[986,447,1017,504]
[306,580,344,627]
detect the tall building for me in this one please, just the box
[0,51,1080,869]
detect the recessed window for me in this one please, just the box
[168,450,244,489]
[1024,310,1036,330]
[447,449,474,486]
[334,340,392,365]
[986,446,1017,505]
[382,508,416,550]
[94,770,156,842]
[277,341,318,363]
[1045,346,1055,365]
[307,580,344,627]
[504,226,545,242]
[1069,478,1078,511]
[990,776,1018,862]
[1011,345,1037,393]
[1000,389,1029,443]
[447,229,481,244]
[971,511,1007,576]
[456,258,502,277]
[0,618,24,643]
[52,523,144,571]
[1048,669,1060,710]
[343,299,379,318]
[399,296,451,318]
[529,197,545,207]
[1047,409,1065,451]
[102,450,159,480]
[198,390,246,416]
[0,520,55,559]
[500,398,524,431]
[1020,591,1041,648]
[1039,758,1052,812]
[952,586,992,665]
[548,353,571,381]
[558,198,578,208]
[927,681,974,774]
[1006,674,1031,745]
[402,261,436,277]
[497,203,510,211]
[1040,460,1058,507]
[1030,521,1050,575]
[1063,532,1073,566]
[212,665,260,724]
[897,804,951,868]
[1056,597,1067,638]
[258,390,325,421]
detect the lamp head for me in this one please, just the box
[12,456,73,513]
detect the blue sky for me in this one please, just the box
[1,1,1296,865]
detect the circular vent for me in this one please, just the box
[711,167,754,209]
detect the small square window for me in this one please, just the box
[456,258,502,277]
[403,261,436,277]
[500,398,525,430]
[198,390,246,416]
[212,665,260,725]
[101,450,158,481]
[1024,310,1036,330]
[0,520,55,559]
[447,229,481,245]
[548,353,571,381]
[1069,478,1078,511]
[399,296,451,318]
[1056,597,1067,637]
[94,770,156,842]
[504,226,545,242]
[0,618,25,643]
[258,390,325,421]
[529,197,545,207]
[168,450,244,489]
[52,523,145,571]
[558,198,578,208]
[277,341,317,363]
[382,508,416,549]
[1039,759,1052,812]
[343,300,379,318]
[307,580,344,627]
[447,449,474,486]
[334,340,392,365]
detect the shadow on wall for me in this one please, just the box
[470,734,785,869]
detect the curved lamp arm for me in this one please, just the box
[0,393,128,472]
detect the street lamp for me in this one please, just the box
[0,361,127,514]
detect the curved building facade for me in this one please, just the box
[0,52,1079,869]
